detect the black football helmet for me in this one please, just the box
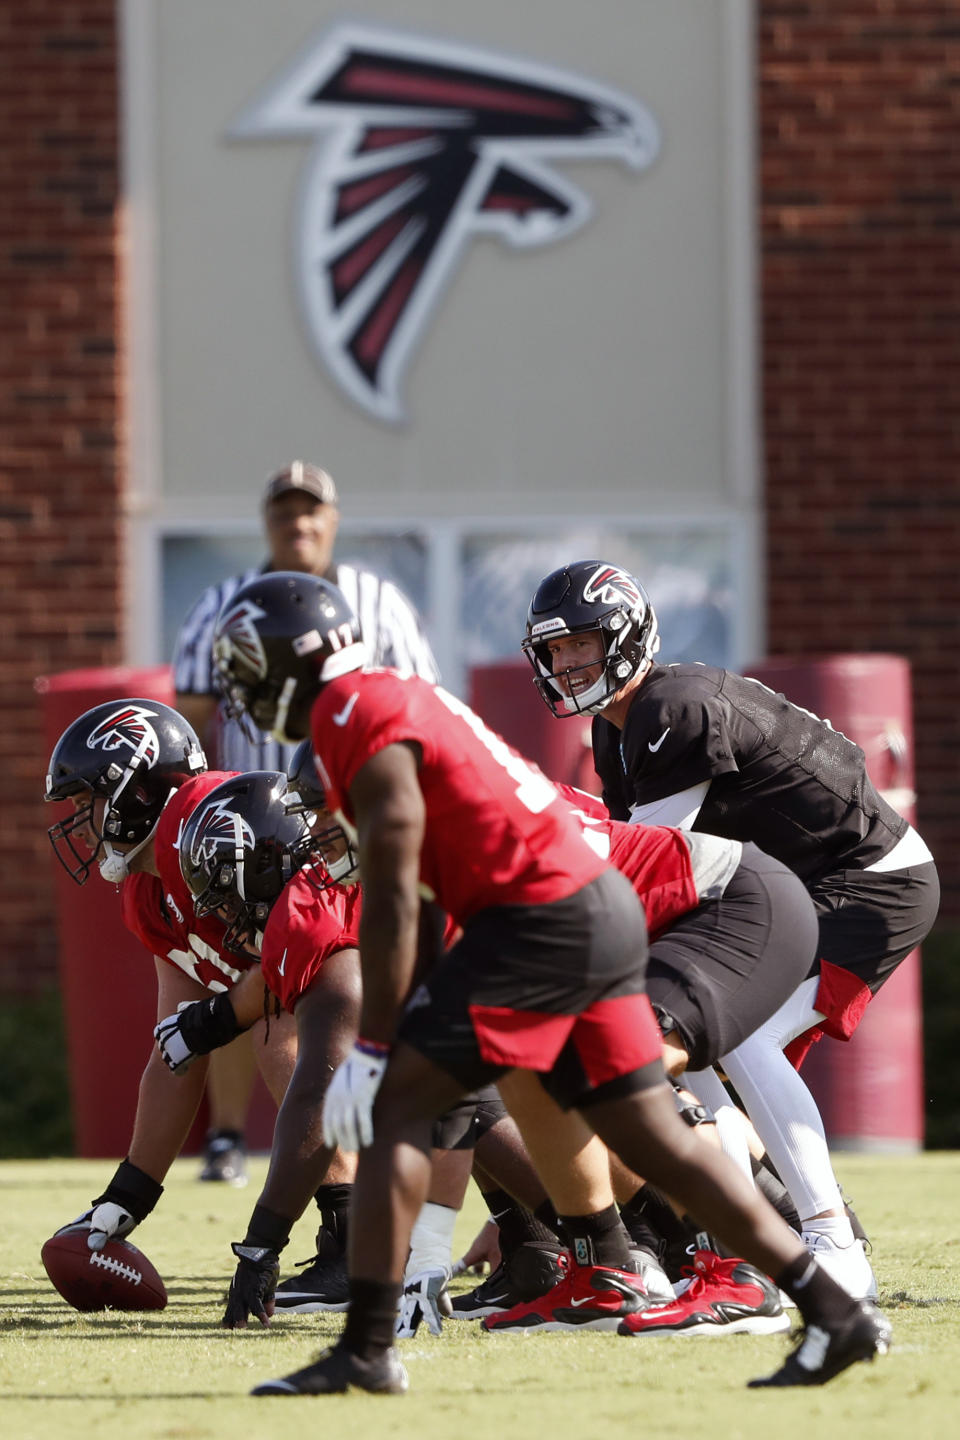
[286,739,359,887]
[285,738,328,812]
[212,571,366,744]
[522,561,660,717]
[178,771,318,955]
[44,699,207,885]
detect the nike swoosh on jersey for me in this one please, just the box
[333,692,359,726]
[648,727,670,752]
[278,947,287,977]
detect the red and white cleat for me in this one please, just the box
[482,1253,647,1333]
[618,1249,790,1338]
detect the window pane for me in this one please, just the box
[460,532,732,670]
[161,530,431,664]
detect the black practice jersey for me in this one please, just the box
[592,663,906,885]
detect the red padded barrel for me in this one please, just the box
[747,655,924,1152]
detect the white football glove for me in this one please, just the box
[396,1267,452,1338]
[154,1002,196,1075]
[321,1039,389,1151]
[86,1201,138,1252]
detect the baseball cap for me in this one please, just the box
[262,461,339,508]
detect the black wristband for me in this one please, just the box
[94,1158,164,1222]
[178,992,241,1055]
[242,1203,293,1253]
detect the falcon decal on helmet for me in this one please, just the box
[231,21,659,422]
[188,798,256,872]
[581,565,644,610]
[85,706,161,766]
[213,598,269,682]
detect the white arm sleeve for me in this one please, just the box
[628,780,711,830]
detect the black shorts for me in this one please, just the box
[399,868,664,1109]
[646,843,818,1071]
[807,857,940,1039]
[812,860,940,992]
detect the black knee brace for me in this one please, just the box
[431,1094,482,1150]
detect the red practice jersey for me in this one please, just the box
[555,782,709,940]
[311,673,607,923]
[260,873,363,1015]
[121,772,257,992]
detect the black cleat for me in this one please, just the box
[748,1301,892,1387]
[252,1344,408,1396]
[450,1241,565,1319]
[198,1130,248,1186]
[273,1226,349,1313]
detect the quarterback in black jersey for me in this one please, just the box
[524,560,939,1299]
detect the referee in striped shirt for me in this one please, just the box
[173,461,440,772]
[171,461,439,1184]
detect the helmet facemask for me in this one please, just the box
[300,811,359,890]
[525,610,658,718]
[46,791,104,886]
[285,738,359,888]
[523,563,661,719]
[47,748,174,885]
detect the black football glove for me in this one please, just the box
[155,993,241,1075]
[222,1243,281,1328]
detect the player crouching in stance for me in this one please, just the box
[524,560,938,1301]
[170,753,558,1333]
[159,766,364,1323]
[211,571,892,1395]
[42,702,299,1253]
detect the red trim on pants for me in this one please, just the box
[784,959,873,1069]
[467,1005,574,1069]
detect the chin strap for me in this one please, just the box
[98,787,175,883]
[99,829,154,883]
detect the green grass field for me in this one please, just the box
[2,1152,958,1440]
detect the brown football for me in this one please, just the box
[41,1226,167,1312]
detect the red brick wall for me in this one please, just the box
[759,1,960,916]
[1,2,958,995]
[0,0,124,989]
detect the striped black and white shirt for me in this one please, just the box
[172,563,440,771]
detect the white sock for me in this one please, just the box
[802,1214,856,1248]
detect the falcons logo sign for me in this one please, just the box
[86,706,161,766]
[231,23,659,422]
[189,799,255,870]
[582,564,643,610]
